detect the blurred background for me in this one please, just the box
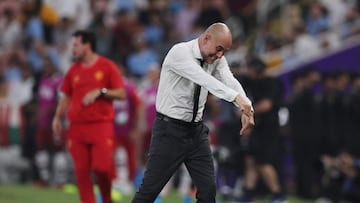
[0,0,360,202]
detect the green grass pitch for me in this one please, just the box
[0,184,314,203]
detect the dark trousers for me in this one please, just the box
[132,114,216,203]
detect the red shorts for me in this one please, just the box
[67,122,115,175]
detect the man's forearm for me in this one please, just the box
[102,88,126,100]
[234,95,253,114]
[54,95,70,119]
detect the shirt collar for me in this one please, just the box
[192,38,203,61]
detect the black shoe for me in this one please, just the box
[270,193,287,203]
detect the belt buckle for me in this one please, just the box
[163,117,170,122]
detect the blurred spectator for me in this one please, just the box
[174,0,201,41]
[0,8,22,52]
[143,10,165,46]
[185,20,206,41]
[237,57,285,203]
[318,28,341,51]
[336,75,360,203]
[127,33,159,82]
[224,37,247,70]
[7,65,34,118]
[4,53,23,82]
[315,71,348,202]
[304,2,329,37]
[344,72,360,157]
[88,13,113,58]
[318,0,347,29]
[45,0,92,29]
[0,76,11,147]
[53,17,76,74]
[196,0,224,28]
[316,71,348,158]
[113,66,144,194]
[20,67,38,184]
[292,24,321,61]
[252,23,281,56]
[152,23,179,64]
[107,0,140,14]
[27,41,60,76]
[282,4,303,44]
[0,76,29,183]
[288,68,322,199]
[341,5,360,39]
[0,0,22,16]
[38,0,60,44]
[7,65,34,162]
[23,0,44,44]
[111,9,139,65]
[53,17,75,48]
[337,152,360,202]
[34,56,64,186]
[227,0,257,36]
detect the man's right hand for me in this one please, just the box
[240,112,254,136]
[234,95,255,135]
[235,95,253,116]
[52,116,62,135]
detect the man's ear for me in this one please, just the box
[204,34,211,42]
[85,43,91,51]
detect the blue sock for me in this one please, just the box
[183,195,192,203]
[96,191,103,203]
[154,195,162,203]
[134,170,144,190]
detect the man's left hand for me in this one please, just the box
[83,88,101,106]
[240,112,254,136]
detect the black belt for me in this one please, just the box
[156,112,201,127]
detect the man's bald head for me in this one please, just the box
[205,23,232,45]
[199,22,233,64]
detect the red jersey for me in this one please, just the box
[61,56,124,123]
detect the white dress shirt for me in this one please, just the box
[156,38,252,122]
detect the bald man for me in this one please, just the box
[131,23,254,203]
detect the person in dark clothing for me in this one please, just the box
[316,71,351,202]
[337,73,360,202]
[288,68,322,199]
[237,57,285,203]
[336,152,360,202]
[344,72,360,157]
[326,72,360,203]
[320,70,350,155]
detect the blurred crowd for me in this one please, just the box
[284,68,360,202]
[0,0,360,202]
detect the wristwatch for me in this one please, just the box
[100,87,107,96]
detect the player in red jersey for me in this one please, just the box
[52,30,126,203]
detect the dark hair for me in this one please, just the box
[247,57,266,73]
[72,30,97,52]
[350,72,360,83]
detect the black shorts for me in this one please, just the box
[247,125,282,165]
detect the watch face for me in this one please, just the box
[101,88,107,94]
